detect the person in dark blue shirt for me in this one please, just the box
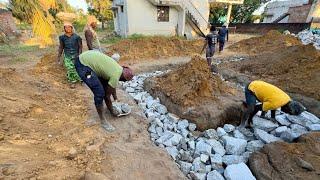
[57,22,82,83]
[201,26,218,67]
[218,23,229,52]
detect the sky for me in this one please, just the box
[0,0,88,13]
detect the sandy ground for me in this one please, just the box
[0,34,252,179]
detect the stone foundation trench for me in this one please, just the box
[120,71,320,180]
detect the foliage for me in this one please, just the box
[209,0,261,24]
[86,0,113,29]
[231,0,261,23]
[9,0,57,46]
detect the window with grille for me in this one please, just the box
[157,6,169,22]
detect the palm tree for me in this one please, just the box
[9,0,57,47]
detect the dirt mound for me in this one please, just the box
[109,36,203,62]
[32,53,67,83]
[152,55,226,107]
[223,44,320,101]
[145,56,243,130]
[249,132,320,180]
[229,30,301,54]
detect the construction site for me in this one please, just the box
[0,0,320,180]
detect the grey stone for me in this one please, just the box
[148,124,157,134]
[166,146,179,160]
[207,170,225,180]
[150,133,159,139]
[156,131,174,144]
[217,127,227,137]
[180,138,189,151]
[112,104,122,115]
[222,155,245,166]
[156,104,167,115]
[125,87,135,93]
[189,172,206,180]
[169,133,183,146]
[233,130,246,140]
[181,128,189,138]
[222,136,247,155]
[200,154,209,163]
[275,114,291,126]
[188,123,197,131]
[195,140,212,156]
[177,120,189,130]
[210,154,223,170]
[252,116,279,132]
[180,150,193,162]
[206,139,226,156]
[188,140,196,150]
[154,118,163,128]
[178,161,192,175]
[192,157,206,173]
[300,111,320,124]
[280,124,308,142]
[307,124,320,131]
[155,126,164,136]
[224,163,256,180]
[287,115,313,128]
[246,140,264,152]
[133,93,143,103]
[146,99,156,109]
[205,165,212,173]
[204,129,219,140]
[224,124,235,133]
[120,104,131,113]
[254,128,282,144]
[274,126,288,137]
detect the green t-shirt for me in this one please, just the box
[79,50,123,88]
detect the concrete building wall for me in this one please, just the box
[288,4,312,23]
[126,0,179,36]
[112,0,210,38]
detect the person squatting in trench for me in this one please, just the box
[240,80,306,128]
[75,50,133,131]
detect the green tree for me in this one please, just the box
[209,0,261,24]
[86,0,113,29]
[231,0,261,23]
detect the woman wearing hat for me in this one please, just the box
[75,50,134,131]
[57,22,82,83]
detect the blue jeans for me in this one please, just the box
[245,84,257,106]
[75,58,105,106]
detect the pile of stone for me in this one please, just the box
[121,72,320,180]
[295,30,320,50]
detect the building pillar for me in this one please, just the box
[226,4,233,26]
[178,8,186,36]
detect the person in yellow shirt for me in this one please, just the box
[240,80,305,128]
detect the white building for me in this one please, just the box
[112,0,210,38]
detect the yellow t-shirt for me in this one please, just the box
[248,80,291,111]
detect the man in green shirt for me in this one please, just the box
[75,50,134,131]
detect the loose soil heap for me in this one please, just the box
[0,55,104,179]
[145,56,243,130]
[152,55,226,107]
[249,132,320,180]
[222,31,320,116]
[109,36,203,62]
[229,30,301,54]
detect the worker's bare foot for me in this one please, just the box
[101,121,115,132]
